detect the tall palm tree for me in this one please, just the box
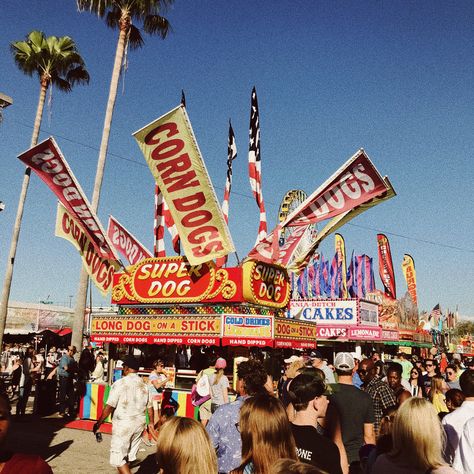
[0,31,90,349]
[73,0,173,349]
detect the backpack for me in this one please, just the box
[191,371,211,407]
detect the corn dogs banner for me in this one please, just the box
[107,215,153,266]
[247,149,389,265]
[401,254,418,306]
[18,137,118,261]
[56,203,120,295]
[133,106,235,265]
[377,234,397,299]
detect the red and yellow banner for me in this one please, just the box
[401,254,417,306]
[56,204,120,295]
[18,138,118,261]
[335,233,348,298]
[107,215,152,266]
[133,106,235,265]
[377,233,396,299]
[242,261,290,309]
[274,318,317,349]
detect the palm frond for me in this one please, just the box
[106,7,122,29]
[76,0,109,17]
[66,66,91,86]
[50,74,72,93]
[143,14,171,38]
[128,25,144,49]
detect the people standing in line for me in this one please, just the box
[155,416,217,474]
[421,359,439,396]
[94,355,155,473]
[148,359,169,427]
[385,363,411,406]
[289,373,342,474]
[408,366,425,398]
[430,375,449,415]
[372,397,457,474]
[16,347,34,418]
[442,368,474,468]
[308,351,335,384]
[206,359,267,474]
[209,357,230,414]
[358,358,397,436]
[231,394,298,474]
[330,352,375,472]
[446,364,461,390]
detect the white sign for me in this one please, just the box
[359,300,379,326]
[289,299,357,325]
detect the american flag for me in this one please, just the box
[248,87,267,244]
[154,185,180,257]
[429,303,441,322]
[216,121,237,267]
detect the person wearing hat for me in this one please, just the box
[330,353,375,470]
[289,373,342,474]
[94,355,154,473]
[308,350,336,384]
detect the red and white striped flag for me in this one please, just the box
[216,121,237,267]
[154,185,181,257]
[248,87,267,244]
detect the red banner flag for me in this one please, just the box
[377,233,396,299]
[248,149,388,264]
[107,216,153,266]
[18,137,118,261]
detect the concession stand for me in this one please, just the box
[80,257,316,421]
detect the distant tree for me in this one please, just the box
[72,1,173,349]
[0,31,89,349]
[452,320,474,338]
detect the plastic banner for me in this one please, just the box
[377,234,396,299]
[401,254,417,306]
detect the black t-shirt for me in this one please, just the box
[291,423,342,474]
[329,383,375,464]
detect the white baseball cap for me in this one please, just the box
[334,352,355,371]
[284,355,301,364]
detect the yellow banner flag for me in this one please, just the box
[401,254,418,306]
[335,234,348,298]
[133,106,235,265]
[55,203,120,296]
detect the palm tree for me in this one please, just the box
[0,31,90,349]
[73,0,173,349]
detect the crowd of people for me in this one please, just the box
[90,348,474,474]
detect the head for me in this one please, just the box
[238,395,297,473]
[409,366,422,382]
[466,358,474,371]
[297,366,325,381]
[424,359,437,376]
[215,357,226,371]
[155,417,217,474]
[288,373,329,417]
[270,458,324,474]
[153,359,165,373]
[390,397,445,470]
[372,352,380,362]
[398,352,406,360]
[358,359,376,384]
[123,355,140,374]
[334,352,355,378]
[445,364,457,382]
[67,345,77,357]
[460,369,474,397]
[237,359,267,396]
[285,359,306,380]
[379,405,398,437]
[430,375,445,398]
[386,363,403,390]
[445,389,465,412]
[308,350,323,369]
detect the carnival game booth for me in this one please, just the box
[82,257,316,421]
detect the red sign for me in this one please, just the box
[274,318,317,349]
[221,337,273,347]
[316,326,349,339]
[348,326,382,340]
[381,329,399,341]
[91,335,220,346]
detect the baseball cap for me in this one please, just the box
[466,358,474,367]
[308,350,323,360]
[334,352,355,371]
[123,355,140,371]
[284,355,301,364]
[215,357,227,369]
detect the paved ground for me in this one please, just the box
[8,407,158,473]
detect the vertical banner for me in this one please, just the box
[107,216,153,266]
[335,234,348,298]
[377,234,396,299]
[401,254,418,306]
[133,105,235,265]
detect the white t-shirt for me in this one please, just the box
[442,400,474,464]
[455,416,474,473]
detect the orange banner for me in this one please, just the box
[402,254,418,306]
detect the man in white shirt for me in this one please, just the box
[457,417,474,474]
[94,355,154,473]
[442,368,474,466]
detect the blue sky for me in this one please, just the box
[1,1,473,317]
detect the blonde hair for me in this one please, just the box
[155,416,217,474]
[429,375,444,401]
[389,397,446,470]
[213,367,224,385]
[232,394,297,474]
[285,359,305,379]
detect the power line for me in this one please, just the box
[11,119,474,254]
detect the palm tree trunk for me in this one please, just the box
[0,82,47,349]
[71,26,128,350]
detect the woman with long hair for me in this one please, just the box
[231,394,297,474]
[372,397,457,473]
[408,366,424,398]
[209,357,229,413]
[430,375,449,414]
[155,416,217,474]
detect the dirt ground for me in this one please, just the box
[8,414,158,473]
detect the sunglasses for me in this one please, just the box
[425,364,433,367]
[357,369,367,375]
[410,371,418,374]
[446,371,454,375]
